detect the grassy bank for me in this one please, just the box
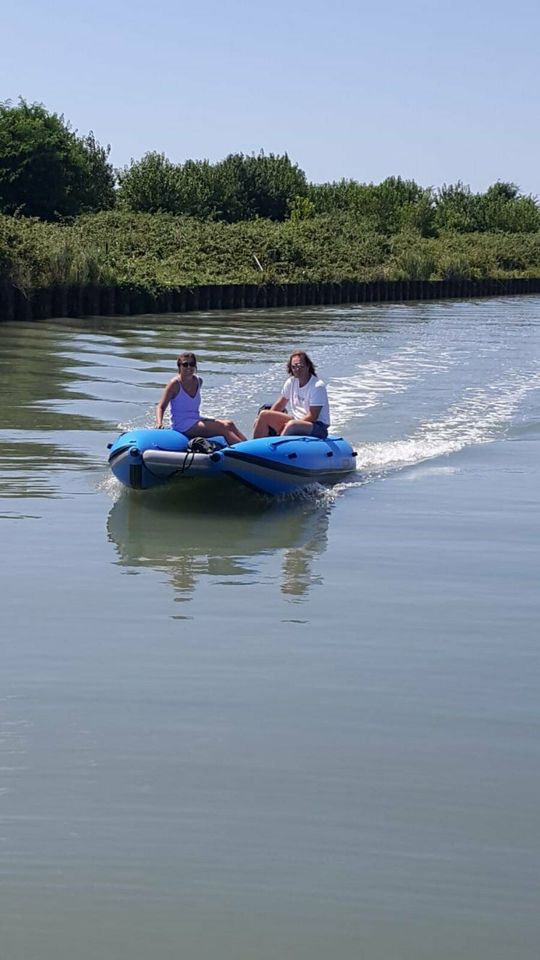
[2,211,540,298]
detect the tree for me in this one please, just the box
[79,131,116,212]
[434,181,540,234]
[433,182,478,232]
[369,177,434,235]
[308,176,435,235]
[0,99,115,220]
[117,150,308,222]
[214,152,308,221]
[116,152,182,213]
[176,160,219,218]
[475,182,540,233]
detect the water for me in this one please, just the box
[1,298,539,960]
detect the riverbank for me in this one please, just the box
[2,210,540,320]
[2,276,540,321]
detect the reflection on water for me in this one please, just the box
[0,438,84,499]
[107,483,330,603]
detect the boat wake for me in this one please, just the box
[328,342,457,428]
[357,368,540,478]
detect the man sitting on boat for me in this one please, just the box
[253,351,330,439]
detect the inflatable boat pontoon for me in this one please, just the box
[108,428,357,496]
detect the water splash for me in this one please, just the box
[98,473,123,499]
[359,370,540,475]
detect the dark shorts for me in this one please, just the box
[310,420,329,439]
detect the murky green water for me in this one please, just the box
[1,299,539,959]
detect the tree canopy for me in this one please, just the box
[1,100,539,235]
[0,99,115,220]
[117,151,307,221]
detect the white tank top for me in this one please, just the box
[169,378,202,433]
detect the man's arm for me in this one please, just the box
[300,404,322,424]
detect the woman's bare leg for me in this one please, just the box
[220,419,247,443]
[186,418,247,445]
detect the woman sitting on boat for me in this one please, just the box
[156,352,247,445]
[253,351,330,439]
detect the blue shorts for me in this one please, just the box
[310,420,329,439]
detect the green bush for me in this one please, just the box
[0,100,115,220]
[2,211,540,296]
[116,151,307,222]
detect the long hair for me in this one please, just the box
[287,350,316,377]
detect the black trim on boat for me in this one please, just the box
[222,449,353,478]
[129,463,143,488]
[108,443,134,464]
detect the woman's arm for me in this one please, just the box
[155,379,180,428]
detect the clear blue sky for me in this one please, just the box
[3,0,539,195]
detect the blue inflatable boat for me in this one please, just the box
[108,428,357,496]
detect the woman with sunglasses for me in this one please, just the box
[253,350,330,439]
[156,352,247,444]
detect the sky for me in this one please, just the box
[3,0,539,195]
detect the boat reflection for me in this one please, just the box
[106,482,331,603]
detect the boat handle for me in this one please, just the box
[270,436,321,449]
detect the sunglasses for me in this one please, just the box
[180,361,196,368]
[291,362,305,370]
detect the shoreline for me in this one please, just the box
[2,276,540,322]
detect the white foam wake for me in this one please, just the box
[359,369,540,474]
[328,343,457,428]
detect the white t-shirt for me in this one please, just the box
[282,375,330,426]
